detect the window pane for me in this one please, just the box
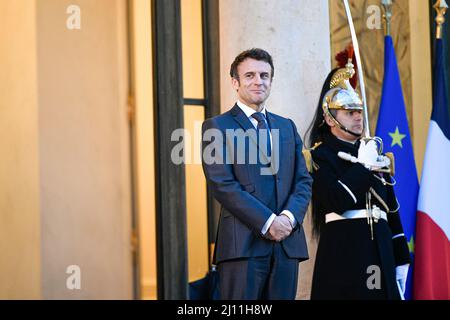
[184,105,209,281]
[181,0,205,99]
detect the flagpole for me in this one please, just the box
[434,0,448,39]
[381,0,392,37]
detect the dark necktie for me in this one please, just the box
[251,112,271,157]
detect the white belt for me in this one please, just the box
[326,209,387,224]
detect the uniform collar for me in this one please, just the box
[323,131,360,156]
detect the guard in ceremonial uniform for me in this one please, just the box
[305,61,411,300]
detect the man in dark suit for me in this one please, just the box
[201,48,312,300]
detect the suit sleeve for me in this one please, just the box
[386,177,411,266]
[201,118,273,233]
[282,120,313,225]
[312,149,377,215]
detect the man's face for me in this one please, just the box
[326,109,364,142]
[232,58,272,111]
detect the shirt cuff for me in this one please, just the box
[396,264,410,279]
[280,210,297,228]
[261,213,277,235]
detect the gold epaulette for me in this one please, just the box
[302,142,322,173]
[385,152,395,176]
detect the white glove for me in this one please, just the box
[396,264,409,300]
[357,139,390,170]
[358,139,379,168]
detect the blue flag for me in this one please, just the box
[375,36,419,300]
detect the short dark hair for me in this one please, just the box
[230,48,274,80]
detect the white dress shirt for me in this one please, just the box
[236,100,273,148]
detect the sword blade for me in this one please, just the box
[342,0,371,138]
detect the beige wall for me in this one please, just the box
[1,0,133,299]
[219,0,331,299]
[0,0,42,299]
[220,0,331,138]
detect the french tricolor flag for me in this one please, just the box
[414,38,450,300]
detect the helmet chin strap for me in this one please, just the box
[328,112,362,138]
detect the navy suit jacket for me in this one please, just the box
[202,104,312,264]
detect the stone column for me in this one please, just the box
[37,0,133,299]
[0,0,41,299]
[219,0,331,299]
[0,0,133,299]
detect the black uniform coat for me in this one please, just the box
[310,132,411,300]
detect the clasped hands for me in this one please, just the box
[265,215,293,242]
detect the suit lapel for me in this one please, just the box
[231,104,254,132]
[231,104,261,156]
